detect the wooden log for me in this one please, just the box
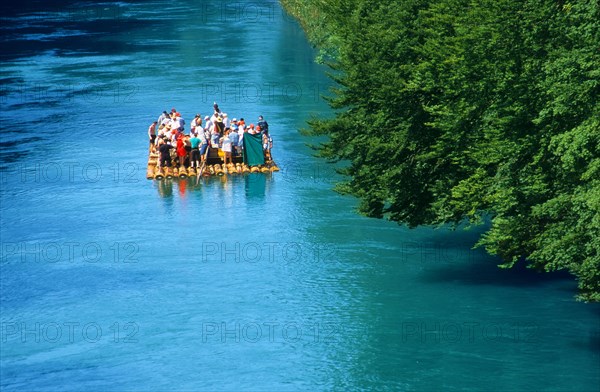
[227,163,236,175]
[178,166,188,178]
[144,149,284,180]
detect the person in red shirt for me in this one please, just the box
[176,134,187,167]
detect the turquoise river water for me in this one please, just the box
[0,1,598,391]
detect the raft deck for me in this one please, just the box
[146,147,279,180]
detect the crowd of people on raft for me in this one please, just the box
[148,102,273,169]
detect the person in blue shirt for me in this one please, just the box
[229,125,239,156]
[257,115,268,135]
[189,134,201,169]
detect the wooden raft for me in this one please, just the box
[146,147,279,180]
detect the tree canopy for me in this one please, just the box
[281,0,600,301]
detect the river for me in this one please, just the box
[0,1,598,391]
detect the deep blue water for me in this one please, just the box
[0,1,598,391]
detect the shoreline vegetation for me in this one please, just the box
[280,0,599,302]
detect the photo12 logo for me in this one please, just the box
[400,321,540,344]
[1,321,139,344]
[201,321,341,343]
[3,82,139,107]
[397,241,481,266]
[277,161,338,184]
[0,162,140,185]
[198,82,326,104]
[199,241,337,265]
[0,241,139,264]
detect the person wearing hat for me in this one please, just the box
[222,113,230,130]
[203,115,213,135]
[211,111,224,139]
[211,122,221,147]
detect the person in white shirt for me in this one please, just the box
[191,114,201,135]
[171,112,184,132]
[177,114,185,131]
[157,111,169,127]
[210,111,219,127]
[237,124,245,152]
[168,114,178,131]
[164,125,174,141]
[161,116,171,128]
[204,116,213,134]
[222,113,230,129]
[220,129,233,167]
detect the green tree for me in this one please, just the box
[281,0,600,301]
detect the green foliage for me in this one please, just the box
[281,0,600,301]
